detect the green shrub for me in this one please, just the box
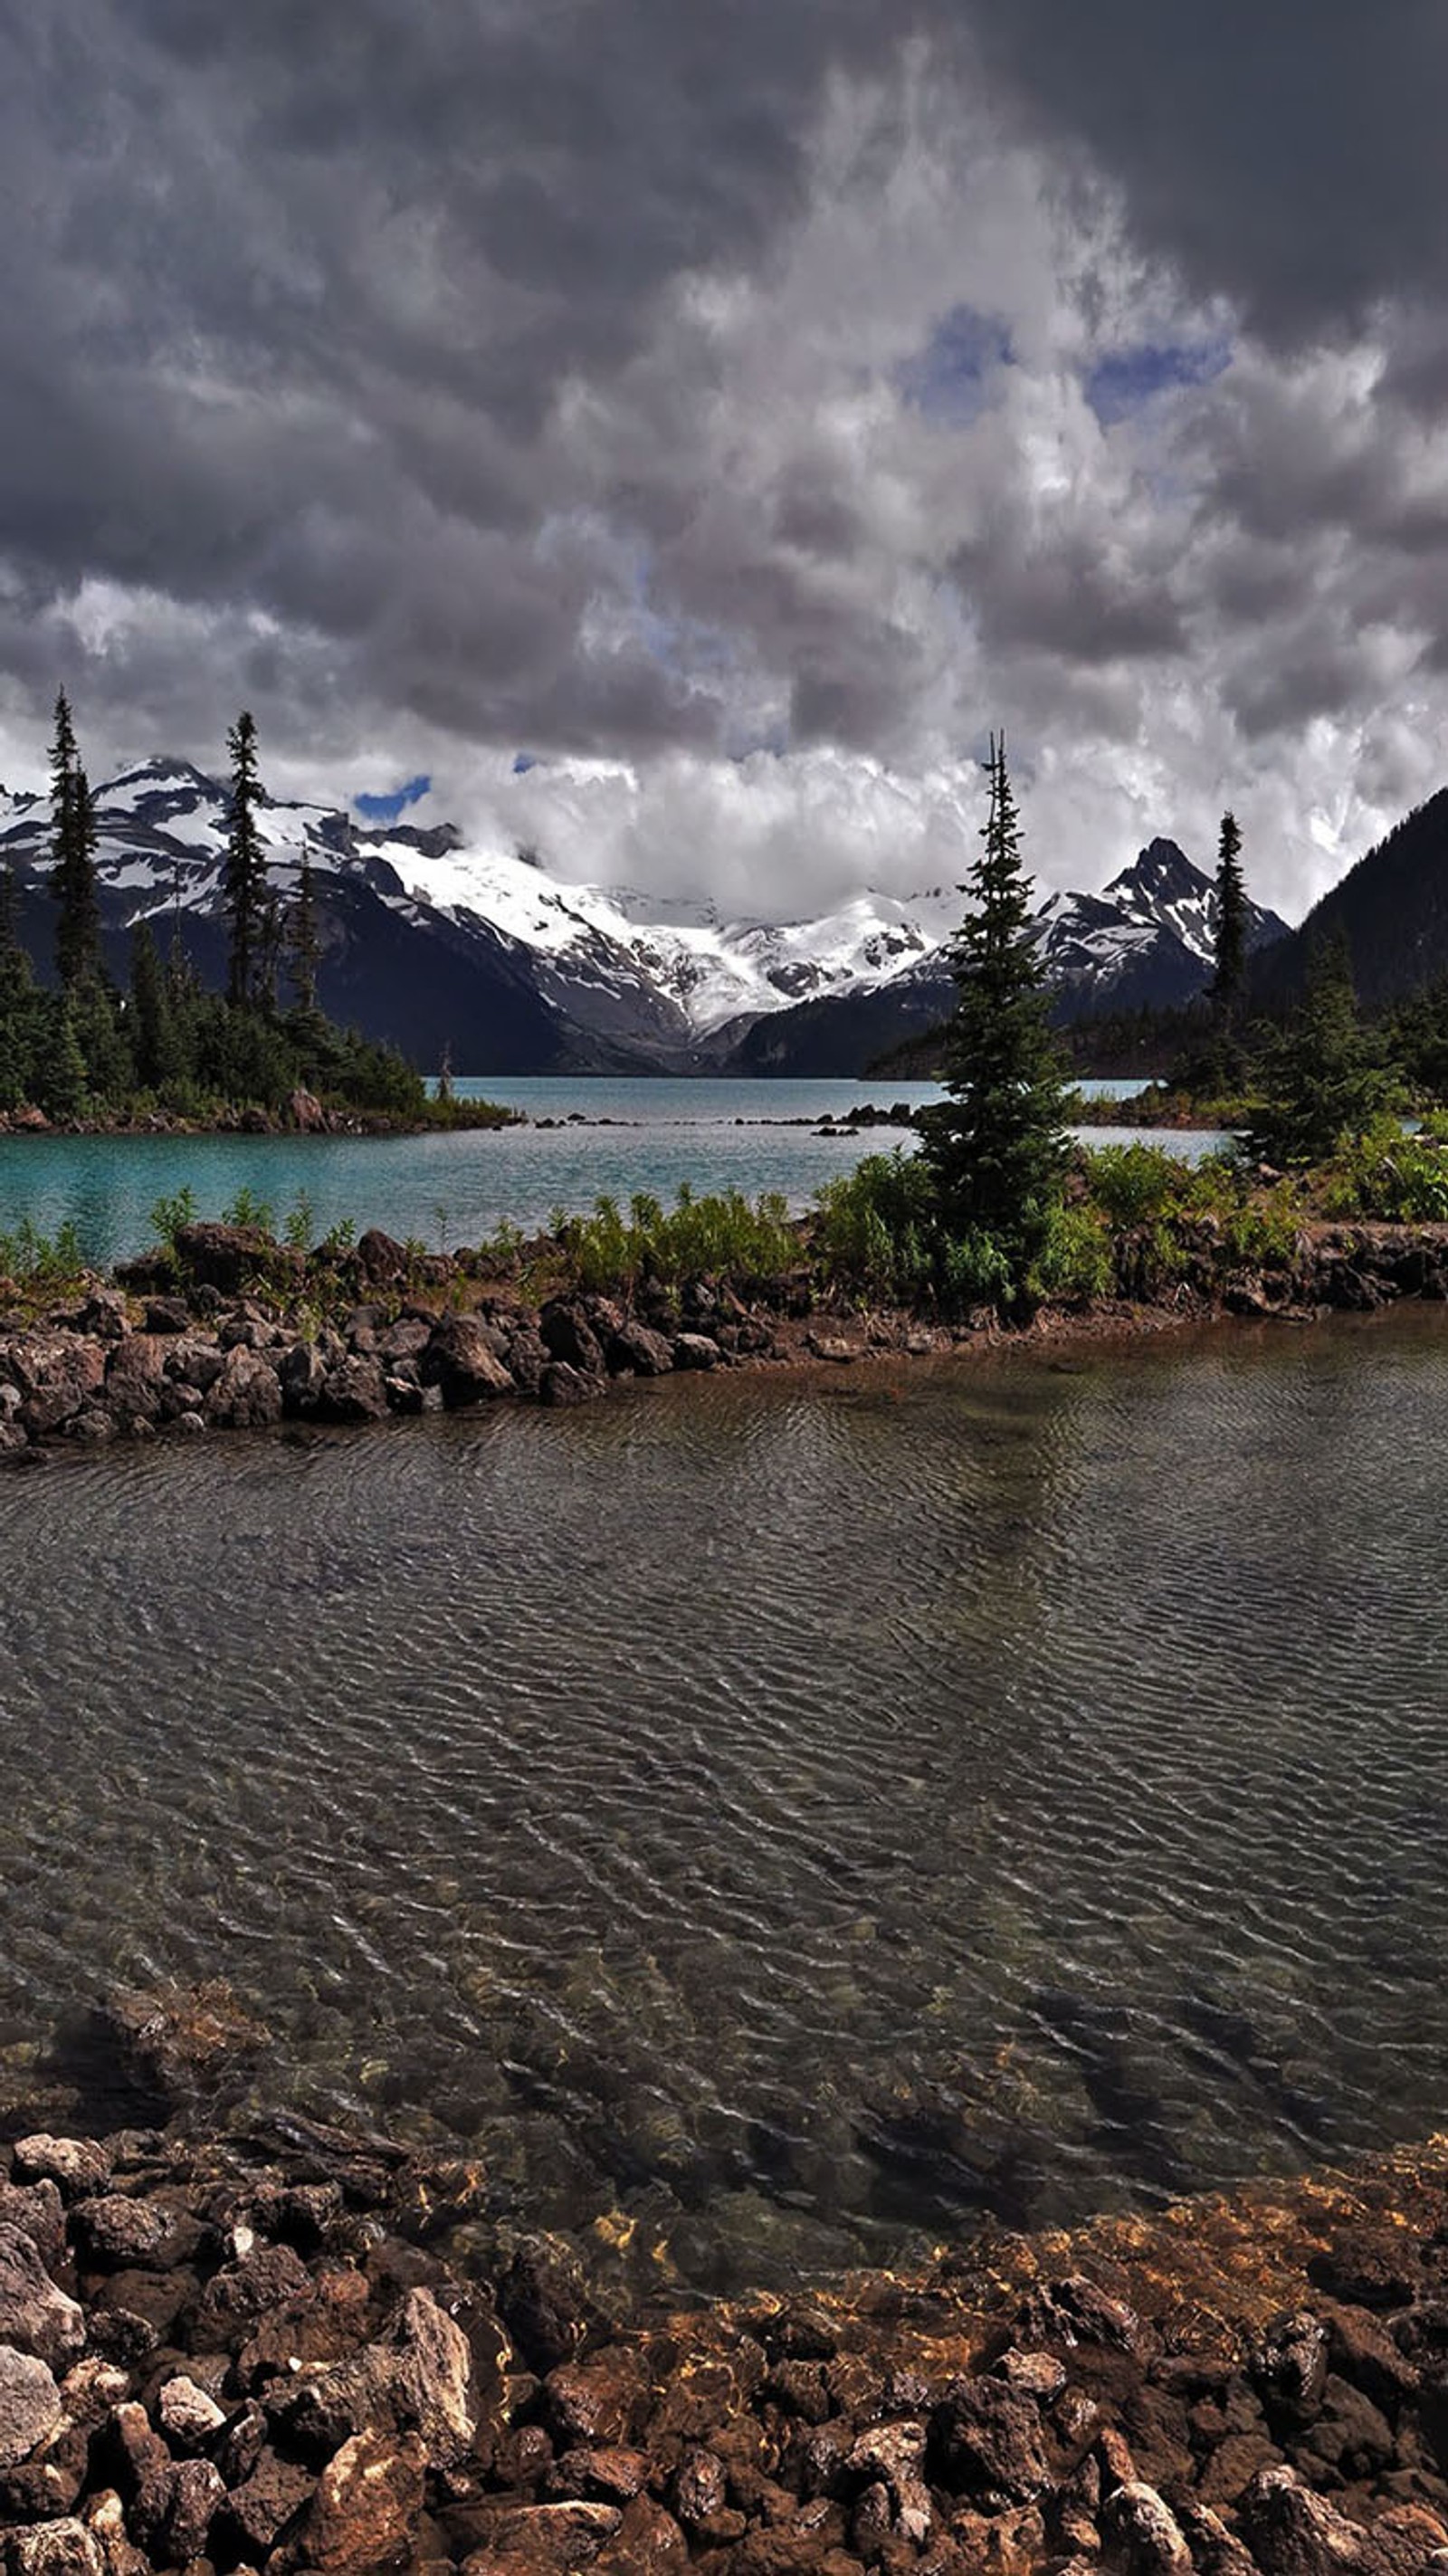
[1081,1141,1196,1227]
[148,1185,198,1257]
[1318,1119,1448,1223]
[0,1217,87,1291]
[1037,1202,1114,1302]
[554,1186,799,1299]
[812,1151,941,1302]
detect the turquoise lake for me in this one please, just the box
[0,1076,1229,1265]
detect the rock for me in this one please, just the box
[1236,2463,1374,2574]
[10,1338,106,1437]
[102,1979,270,2102]
[992,2351,1067,2401]
[1019,2274,1140,2352]
[497,2238,601,2377]
[539,1302,605,1374]
[69,2196,170,2271]
[1100,2480,1194,2575]
[549,2441,651,2502]
[171,1223,300,1294]
[0,2186,64,2271]
[162,1333,225,1392]
[539,1361,605,1406]
[673,2448,728,2527]
[204,1343,283,1429]
[672,1333,720,1370]
[505,1327,550,1394]
[278,2427,426,2574]
[456,2499,622,2572]
[1253,2310,1329,2416]
[1309,2231,1421,2313]
[160,2455,225,2562]
[317,1356,391,1423]
[6,2520,105,2574]
[78,2490,149,2576]
[289,1087,329,1132]
[605,1323,674,1377]
[845,2421,932,2543]
[101,1338,167,1426]
[543,2351,647,2448]
[188,2240,311,2348]
[279,1338,329,1413]
[355,1227,409,1283]
[424,1314,515,1407]
[156,2372,227,2447]
[376,1315,432,1365]
[1176,2501,1260,2576]
[931,2375,1049,2501]
[0,2346,62,2471]
[0,2228,85,2373]
[141,1298,190,1334]
[224,2448,317,2555]
[281,2285,475,2465]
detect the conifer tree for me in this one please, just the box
[1250,931,1392,1164]
[1212,810,1248,1019]
[288,854,321,1015]
[129,921,180,1092]
[919,734,1067,1295]
[223,711,267,1008]
[49,697,105,991]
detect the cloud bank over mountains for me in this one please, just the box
[4,4,1446,921]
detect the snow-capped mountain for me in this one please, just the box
[1032,836,1288,1014]
[0,768,1286,1073]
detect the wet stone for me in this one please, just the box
[10,2142,112,2204]
[0,2347,62,2472]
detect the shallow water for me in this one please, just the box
[1,1312,1445,2296]
[0,1076,1231,1266]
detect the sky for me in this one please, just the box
[4,3,1448,924]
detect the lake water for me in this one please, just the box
[1,1312,1444,2301]
[0,1076,1228,1267]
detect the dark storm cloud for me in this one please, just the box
[2,0,942,761]
[968,0,1448,345]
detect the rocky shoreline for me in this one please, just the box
[0,1215,1446,1463]
[3,2089,1448,2576]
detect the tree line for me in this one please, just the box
[0,696,422,1121]
[851,746,1448,1315]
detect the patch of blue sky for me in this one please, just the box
[513,752,539,775]
[355,774,431,822]
[1086,335,1233,426]
[896,305,1013,426]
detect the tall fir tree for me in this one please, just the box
[919,734,1067,1294]
[1211,810,1248,1019]
[49,696,105,991]
[223,710,267,1009]
[1250,930,1392,1164]
[288,854,322,1015]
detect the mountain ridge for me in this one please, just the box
[0,765,1288,1074]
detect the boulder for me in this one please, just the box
[539,1302,605,1375]
[102,1336,168,1426]
[156,2372,227,2448]
[424,1314,515,1407]
[205,1345,283,1430]
[279,1338,329,1414]
[0,2228,85,2372]
[930,2376,1049,2501]
[539,1362,605,1407]
[606,1322,674,1377]
[0,2345,62,2471]
[224,2447,317,2554]
[9,1339,106,1437]
[1100,2480,1194,2576]
[277,2426,425,2575]
[6,2521,105,2574]
[69,2197,171,2272]
[171,1223,300,1293]
[672,1333,721,1370]
[355,1228,409,1283]
[0,2185,64,2271]
[11,2139,112,2204]
[317,1356,391,1423]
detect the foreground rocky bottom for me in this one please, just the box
[3,2113,1448,2576]
[3,1216,1448,1460]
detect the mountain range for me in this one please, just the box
[0,763,1289,1075]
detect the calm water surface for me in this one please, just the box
[0,1076,1228,1266]
[0,1312,1443,2296]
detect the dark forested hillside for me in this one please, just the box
[1252,788,1448,1010]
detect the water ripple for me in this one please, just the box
[2,1316,1448,2289]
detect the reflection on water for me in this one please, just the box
[1,1313,1444,2295]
